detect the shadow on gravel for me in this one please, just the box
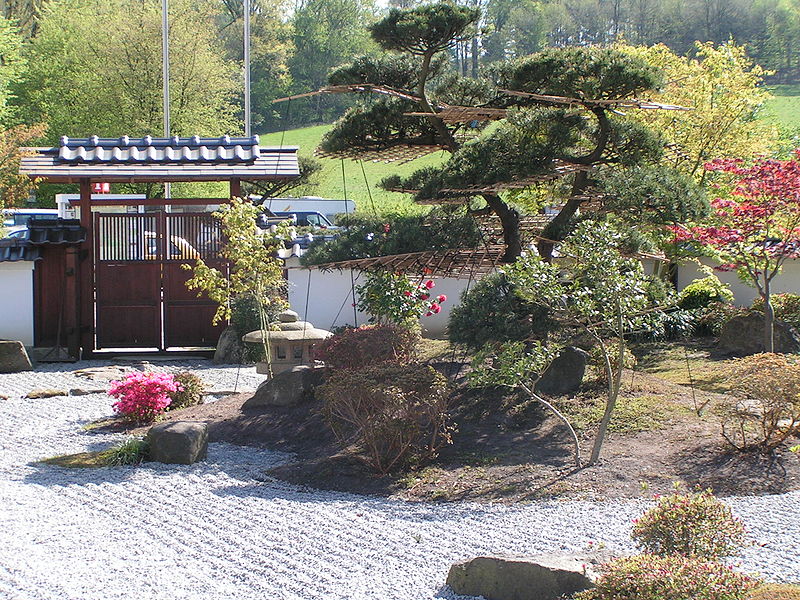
[22,460,141,486]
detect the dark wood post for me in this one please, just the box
[230,178,242,199]
[64,246,80,360]
[78,179,93,357]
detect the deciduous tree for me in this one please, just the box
[670,153,800,353]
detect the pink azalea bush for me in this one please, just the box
[109,371,182,423]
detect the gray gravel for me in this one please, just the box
[0,360,798,600]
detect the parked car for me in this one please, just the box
[2,208,59,237]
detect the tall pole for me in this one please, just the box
[244,0,251,137]
[162,0,171,200]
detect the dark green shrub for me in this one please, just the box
[313,324,419,371]
[448,272,552,351]
[632,489,746,560]
[318,363,452,474]
[577,555,759,600]
[230,293,262,334]
[752,293,800,329]
[168,371,206,410]
[694,302,749,336]
[678,276,734,310]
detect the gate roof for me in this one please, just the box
[20,135,299,183]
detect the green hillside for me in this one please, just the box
[762,84,800,129]
[260,126,447,215]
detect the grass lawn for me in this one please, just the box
[762,84,800,129]
[260,125,447,215]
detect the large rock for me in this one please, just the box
[0,340,33,373]
[718,313,800,356]
[146,421,208,465]
[446,554,600,600]
[213,326,243,364]
[535,346,587,397]
[243,365,327,409]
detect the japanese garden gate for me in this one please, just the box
[94,210,226,350]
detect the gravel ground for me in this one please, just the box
[0,360,798,600]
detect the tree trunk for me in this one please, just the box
[589,308,624,464]
[483,193,522,262]
[471,37,479,78]
[537,171,591,260]
[764,281,775,354]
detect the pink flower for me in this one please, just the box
[403,291,412,297]
[419,293,430,300]
[424,280,435,289]
[436,294,447,303]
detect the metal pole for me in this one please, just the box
[244,0,251,137]
[162,0,171,200]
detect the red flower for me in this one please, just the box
[425,280,435,289]
[419,293,430,300]
[403,291,412,297]
[436,294,447,303]
[383,223,391,233]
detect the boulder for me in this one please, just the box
[26,388,67,399]
[213,326,243,365]
[146,421,208,465]
[73,365,135,382]
[535,346,588,397]
[243,365,327,409]
[446,554,600,600]
[718,313,800,356]
[0,340,33,373]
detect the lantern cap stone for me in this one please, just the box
[278,310,299,323]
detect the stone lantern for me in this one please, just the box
[242,309,331,375]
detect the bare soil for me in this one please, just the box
[111,353,800,503]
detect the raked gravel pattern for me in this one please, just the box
[0,360,798,600]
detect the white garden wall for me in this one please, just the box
[677,258,800,306]
[0,262,34,346]
[284,258,479,338]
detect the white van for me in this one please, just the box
[259,196,356,224]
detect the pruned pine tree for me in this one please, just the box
[316,3,707,262]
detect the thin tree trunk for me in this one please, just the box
[764,277,775,353]
[589,305,625,464]
[519,382,582,468]
[471,37,479,78]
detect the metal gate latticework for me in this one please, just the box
[94,211,225,350]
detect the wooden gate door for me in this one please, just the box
[94,211,225,350]
[95,212,162,348]
[162,213,226,348]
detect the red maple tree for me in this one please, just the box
[670,152,800,352]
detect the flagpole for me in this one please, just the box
[162,0,171,200]
[244,0,251,137]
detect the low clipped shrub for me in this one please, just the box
[752,293,800,329]
[313,323,419,371]
[679,276,734,310]
[632,489,746,560]
[167,371,206,410]
[722,353,800,451]
[318,363,452,474]
[448,271,552,351]
[576,555,759,600]
[109,371,180,423]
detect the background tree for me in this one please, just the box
[670,153,800,353]
[619,41,779,181]
[287,0,377,125]
[14,0,238,141]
